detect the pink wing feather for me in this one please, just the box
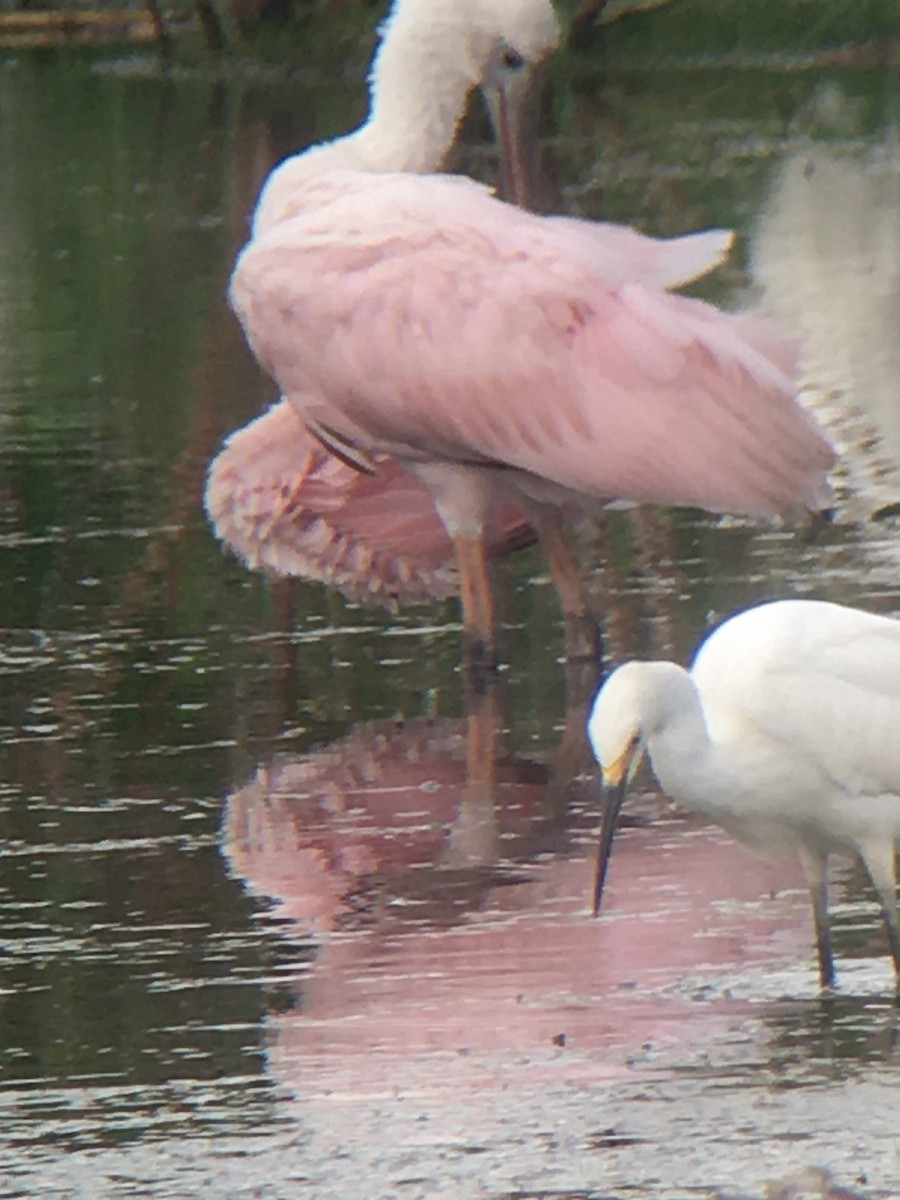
[544,220,735,290]
[231,171,834,520]
[205,398,534,606]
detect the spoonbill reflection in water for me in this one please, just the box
[588,598,900,991]
[208,0,835,665]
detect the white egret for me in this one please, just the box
[587,598,900,990]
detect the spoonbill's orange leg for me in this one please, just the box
[441,678,502,868]
[454,535,497,670]
[533,515,601,663]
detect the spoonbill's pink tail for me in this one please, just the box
[204,400,535,608]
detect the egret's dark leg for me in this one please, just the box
[798,846,835,989]
[858,839,900,994]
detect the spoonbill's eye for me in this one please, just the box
[501,48,526,70]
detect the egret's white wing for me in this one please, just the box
[693,599,900,798]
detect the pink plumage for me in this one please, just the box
[230,171,833,525]
[206,0,834,655]
[206,398,534,606]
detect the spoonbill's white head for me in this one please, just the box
[379,0,561,83]
[253,0,560,234]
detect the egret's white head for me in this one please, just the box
[589,659,689,918]
[588,660,690,780]
[587,662,650,787]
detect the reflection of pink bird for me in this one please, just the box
[207,0,835,662]
[222,717,550,933]
[220,719,812,1094]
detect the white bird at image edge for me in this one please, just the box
[588,598,900,990]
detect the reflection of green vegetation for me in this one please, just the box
[242,0,384,67]
[550,60,894,239]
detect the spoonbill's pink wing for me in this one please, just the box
[205,399,534,605]
[231,170,834,519]
[545,220,735,290]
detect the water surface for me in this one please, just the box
[0,37,899,1199]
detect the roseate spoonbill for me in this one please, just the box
[588,597,900,990]
[206,399,535,607]
[206,229,745,611]
[207,0,560,619]
[212,0,835,665]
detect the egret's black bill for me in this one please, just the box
[592,777,628,916]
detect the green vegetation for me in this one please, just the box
[239,0,900,69]
[579,0,900,63]
[2,0,897,68]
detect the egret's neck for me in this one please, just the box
[641,668,719,810]
[642,667,791,850]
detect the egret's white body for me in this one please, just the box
[588,598,900,989]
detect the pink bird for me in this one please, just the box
[207,0,559,617]
[208,398,534,607]
[207,0,835,665]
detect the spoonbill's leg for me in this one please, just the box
[454,534,497,670]
[798,845,836,989]
[442,677,502,868]
[857,838,900,991]
[271,577,298,724]
[531,512,601,663]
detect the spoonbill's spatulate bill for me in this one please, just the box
[208,0,835,664]
[588,598,900,990]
